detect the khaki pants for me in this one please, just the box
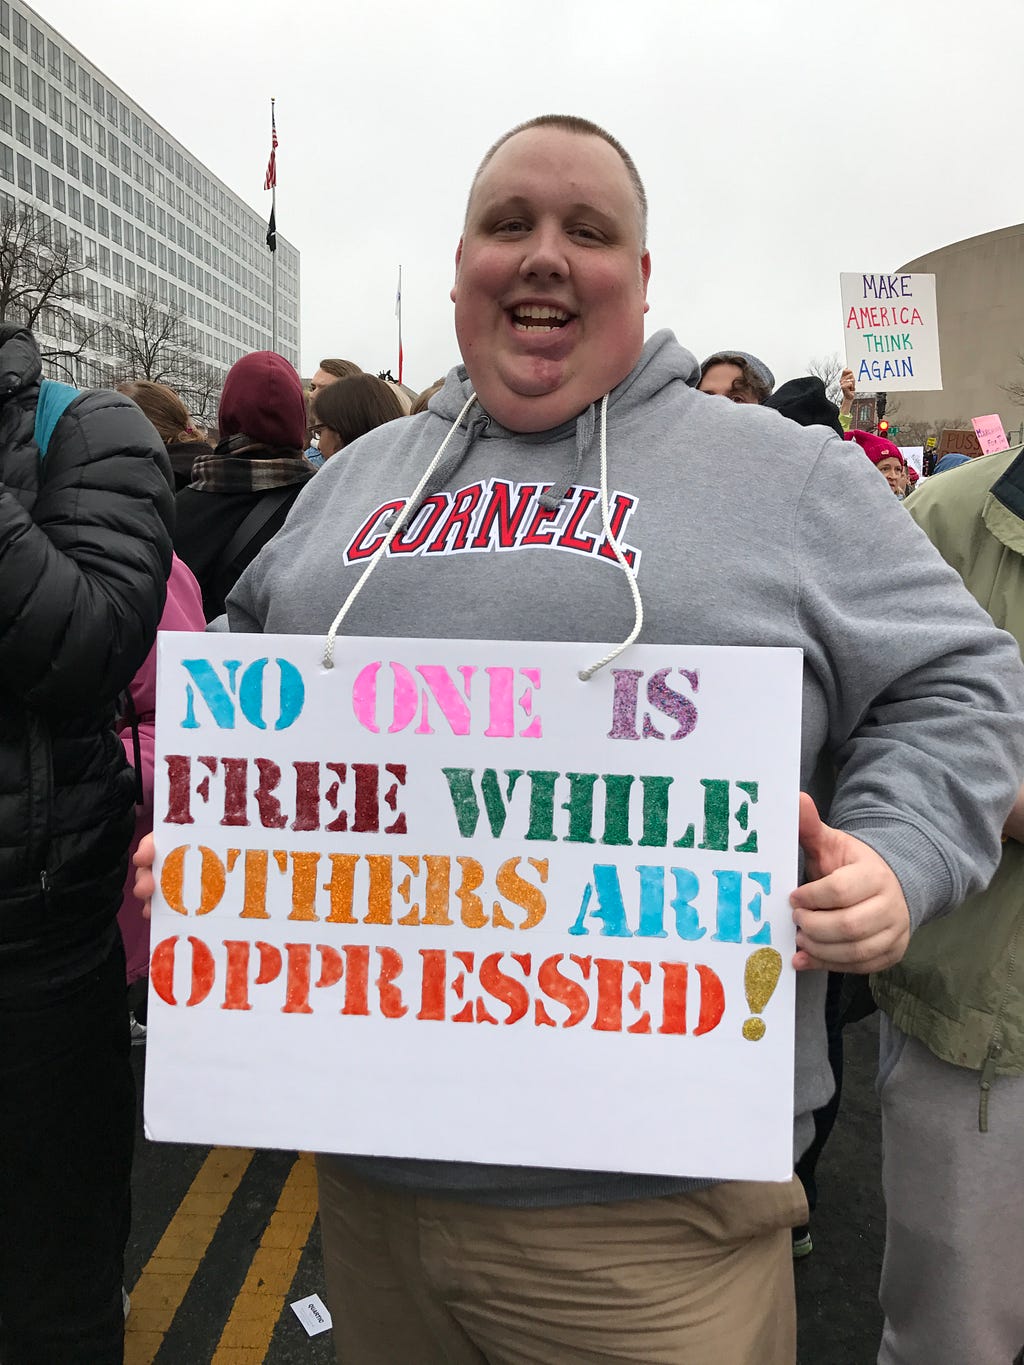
[316,1158,805,1365]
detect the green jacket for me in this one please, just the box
[873,446,1024,1128]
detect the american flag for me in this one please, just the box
[264,107,278,191]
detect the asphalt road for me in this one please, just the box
[125,1014,885,1364]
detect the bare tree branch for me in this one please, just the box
[0,204,96,374]
[1000,352,1024,408]
[806,352,844,405]
[110,290,224,426]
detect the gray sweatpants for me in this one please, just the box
[878,1032,1024,1365]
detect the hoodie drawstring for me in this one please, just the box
[322,391,478,668]
[577,393,644,681]
[538,403,596,511]
[321,388,644,682]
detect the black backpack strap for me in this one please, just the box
[220,486,296,579]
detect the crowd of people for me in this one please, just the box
[1,111,1023,1365]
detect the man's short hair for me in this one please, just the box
[467,114,648,249]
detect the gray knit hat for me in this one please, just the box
[700,350,775,397]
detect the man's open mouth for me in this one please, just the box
[510,305,573,332]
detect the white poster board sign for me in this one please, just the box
[841,272,943,391]
[146,634,802,1182]
[902,446,924,477]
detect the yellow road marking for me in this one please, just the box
[211,1153,319,1364]
[125,1146,254,1365]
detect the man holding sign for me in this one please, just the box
[139,116,1024,1364]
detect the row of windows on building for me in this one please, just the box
[0,187,299,366]
[0,141,299,348]
[0,80,298,317]
[0,137,300,352]
[0,7,295,266]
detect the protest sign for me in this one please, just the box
[841,273,942,391]
[938,429,982,457]
[146,634,802,1182]
[971,414,1010,456]
[901,446,924,478]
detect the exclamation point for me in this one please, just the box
[742,947,782,1041]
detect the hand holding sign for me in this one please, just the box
[790,793,911,974]
[134,834,156,915]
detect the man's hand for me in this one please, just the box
[840,368,855,403]
[133,832,156,920]
[1004,783,1024,844]
[790,793,911,973]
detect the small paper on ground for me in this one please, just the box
[290,1294,333,1337]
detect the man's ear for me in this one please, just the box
[641,250,652,315]
[450,238,464,303]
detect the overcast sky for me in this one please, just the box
[29,0,1024,391]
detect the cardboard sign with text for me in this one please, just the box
[938,429,982,457]
[146,635,803,1182]
[841,272,942,391]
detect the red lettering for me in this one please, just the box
[469,481,539,550]
[346,500,404,561]
[417,948,448,1020]
[694,964,725,1035]
[476,952,531,1024]
[658,962,688,1034]
[375,946,407,1018]
[150,934,215,1007]
[221,939,282,1011]
[254,758,287,828]
[425,483,483,553]
[391,495,448,554]
[519,497,560,547]
[556,486,600,553]
[535,953,592,1027]
[291,761,321,831]
[597,493,639,567]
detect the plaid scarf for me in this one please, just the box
[189,434,316,494]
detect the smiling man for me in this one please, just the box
[183,114,1024,1365]
[452,119,651,433]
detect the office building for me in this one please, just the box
[0,0,300,396]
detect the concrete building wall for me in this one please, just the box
[895,224,1024,438]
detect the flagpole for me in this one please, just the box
[270,98,278,355]
[271,177,278,354]
[396,264,403,385]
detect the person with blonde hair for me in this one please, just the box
[117,380,211,491]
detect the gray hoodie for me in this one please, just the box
[229,330,1024,1206]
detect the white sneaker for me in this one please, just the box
[122,1286,131,1320]
[129,1012,147,1047]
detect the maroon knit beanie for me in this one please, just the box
[218,351,306,451]
[844,429,905,467]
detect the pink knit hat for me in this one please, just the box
[844,429,905,467]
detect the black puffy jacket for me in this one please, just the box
[0,325,174,995]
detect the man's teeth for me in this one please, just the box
[512,305,570,331]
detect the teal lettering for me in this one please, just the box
[180,658,241,729]
[568,865,632,937]
[669,867,705,941]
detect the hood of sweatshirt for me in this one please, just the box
[414,330,700,518]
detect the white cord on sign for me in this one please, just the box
[321,391,478,668]
[577,392,644,682]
